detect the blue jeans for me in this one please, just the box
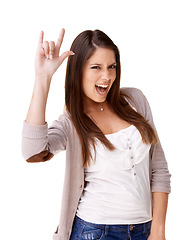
[70,215,151,240]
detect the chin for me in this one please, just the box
[93,96,107,103]
[83,91,107,105]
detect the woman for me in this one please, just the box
[22,28,171,240]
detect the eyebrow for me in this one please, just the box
[89,62,117,66]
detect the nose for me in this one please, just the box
[101,69,111,81]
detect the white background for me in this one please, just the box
[0,0,189,239]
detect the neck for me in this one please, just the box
[84,100,107,114]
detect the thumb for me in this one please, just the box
[59,51,75,64]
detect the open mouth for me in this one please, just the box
[95,84,109,95]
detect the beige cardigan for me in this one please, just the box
[22,87,171,240]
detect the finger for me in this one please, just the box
[38,31,44,45]
[56,28,65,52]
[49,41,55,59]
[59,51,75,64]
[42,41,50,58]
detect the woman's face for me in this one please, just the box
[82,47,116,108]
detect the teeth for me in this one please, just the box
[96,84,108,88]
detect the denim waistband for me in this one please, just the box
[74,215,152,232]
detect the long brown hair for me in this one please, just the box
[65,30,157,167]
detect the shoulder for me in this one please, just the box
[50,111,74,135]
[120,87,144,99]
[57,111,73,127]
[58,111,71,122]
[120,87,149,116]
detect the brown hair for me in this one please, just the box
[65,30,157,167]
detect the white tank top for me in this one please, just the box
[76,125,152,224]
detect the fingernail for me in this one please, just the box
[71,52,75,55]
[46,54,50,59]
[50,55,53,59]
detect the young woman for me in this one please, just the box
[22,28,171,240]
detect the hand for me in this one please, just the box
[35,28,74,80]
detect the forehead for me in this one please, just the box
[86,47,116,64]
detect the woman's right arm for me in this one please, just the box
[22,29,74,162]
[26,29,74,125]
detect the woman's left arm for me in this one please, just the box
[148,192,168,240]
[123,88,171,239]
[132,89,171,239]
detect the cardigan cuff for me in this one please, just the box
[151,184,171,194]
[22,121,48,139]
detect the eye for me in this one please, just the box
[91,66,101,69]
[109,64,117,69]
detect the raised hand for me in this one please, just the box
[26,29,74,125]
[35,28,74,79]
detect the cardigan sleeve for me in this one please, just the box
[22,114,68,163]
[139,90,171,193]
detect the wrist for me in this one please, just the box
[150,222,165,237]
[35,72,52,82]
[34,73,52,91]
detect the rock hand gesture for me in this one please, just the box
[26,29,74,125]
[35,28,74,79]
